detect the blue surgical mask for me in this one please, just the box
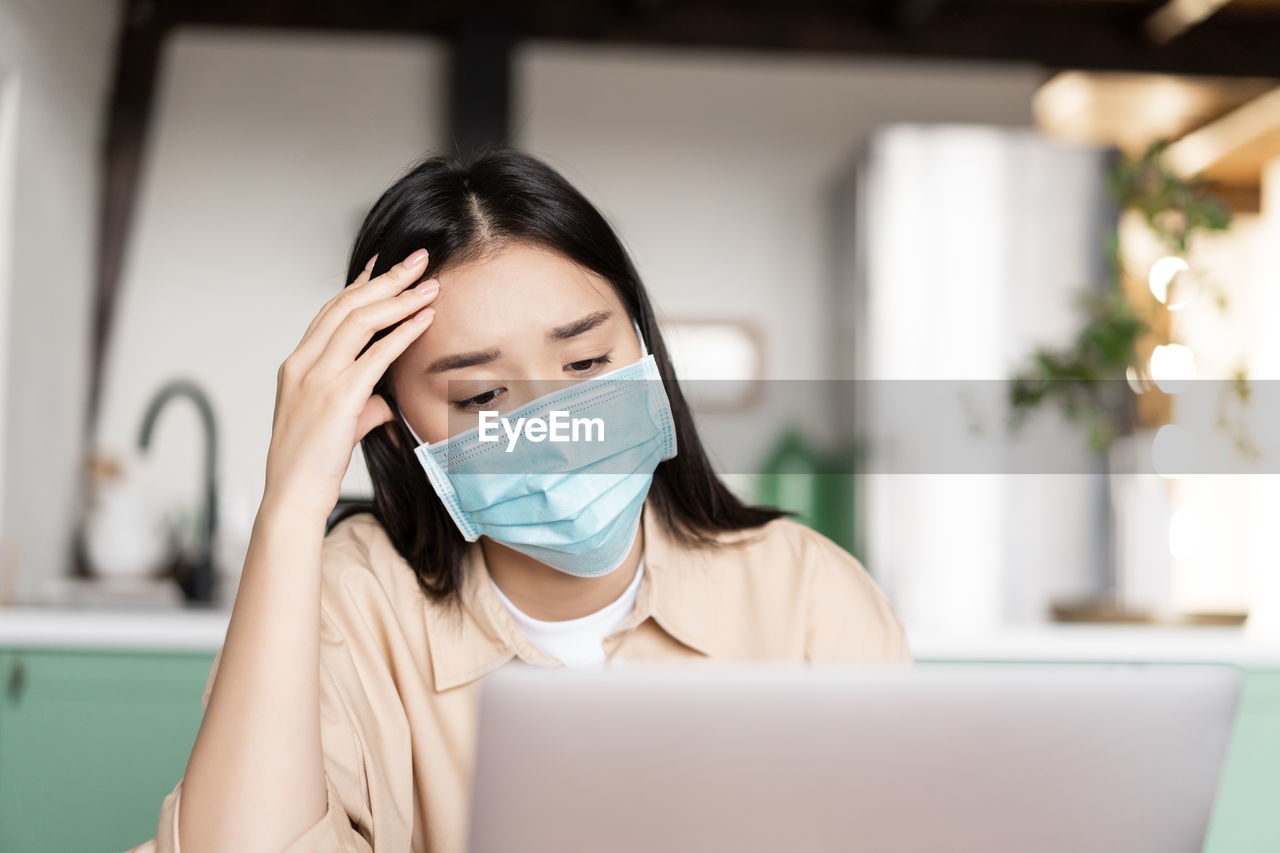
[400,325,678,578]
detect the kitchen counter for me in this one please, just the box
[908,623,1280,667]
[0,605,231,651]
[4,604,1280,664]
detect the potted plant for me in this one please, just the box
[1008,140,1245,621]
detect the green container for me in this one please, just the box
[755,429,858,556]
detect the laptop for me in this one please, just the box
[467,663,1241,853]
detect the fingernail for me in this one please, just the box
[364,254,377,271]
[413,306,436,323]
[414,278,439,295]
[404,249,428,268]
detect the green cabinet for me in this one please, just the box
[1203,669,1280,852]
[0,648,215,853]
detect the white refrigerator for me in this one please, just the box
[829,124,1116,633]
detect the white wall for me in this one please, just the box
[0,0,122,602]
[92,28,448,591]
[513,45,1043,382]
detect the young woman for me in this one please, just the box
[131,147,909,853]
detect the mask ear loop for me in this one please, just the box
[398,393,426,448]
[403,416,425,448]
[383,392,426,449]
[634,319,650,357]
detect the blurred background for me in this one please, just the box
[3,0,1280,849]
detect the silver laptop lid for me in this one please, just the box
[468,663,1240,853]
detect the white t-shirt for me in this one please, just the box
[490,558,645,668]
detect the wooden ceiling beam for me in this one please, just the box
[1165,85,1280,183]
[1145,0,1234,44]
[448,21,516,154]
[88,4,168,434]
[132,0,1280,78]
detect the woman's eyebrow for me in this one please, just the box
[424,348,501,374]
[423,310,611,373]
[548,310,613,341]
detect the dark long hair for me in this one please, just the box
[328,145,784,604]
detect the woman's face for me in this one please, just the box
[391,241,643,444]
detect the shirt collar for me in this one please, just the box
[423,497,718,692]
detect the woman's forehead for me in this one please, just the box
[414,244,626,355]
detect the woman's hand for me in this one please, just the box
[264,249,438,519]
[177,255,436,852]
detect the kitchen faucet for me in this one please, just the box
[137,378,219,605]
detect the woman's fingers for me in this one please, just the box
[300,254,378,342]
[296,249,430,364]
[312,278,439,375]
[349,302,437,391]
[309,249,426,346]
[355,392,395,443]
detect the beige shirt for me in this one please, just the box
[129,500,911,853]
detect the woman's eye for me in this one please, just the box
[453,389,504,411]
[565,354,613,375]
